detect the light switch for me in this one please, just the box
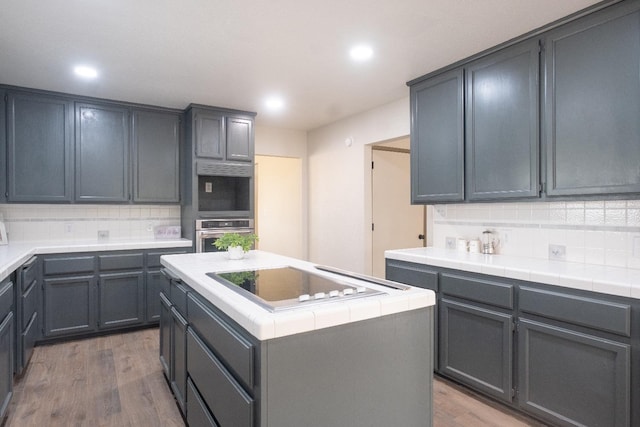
[205,182,212,193]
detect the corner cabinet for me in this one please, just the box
[75,102,130,202]
[465,39,539,200]
[132,109,181,203]
[6,91,73,202]
[543,3,640,197]
[410,69,464,203]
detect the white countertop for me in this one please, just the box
[0,238,192,282]
[385,247,640,300]
[160,250,436,341]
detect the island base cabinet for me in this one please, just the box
[159,293,171,379]
[170,307,187,414]
[187,377,219,427]
[517,319,631,427]
[439,298,513,403]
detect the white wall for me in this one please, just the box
[306,97,410,273]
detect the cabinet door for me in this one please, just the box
[226,116,253,162]
[0,312,13,419]
[517,318,630,427]
[465,40,539,200]
[410,69,464,203]
[98,271,144,329]
[7,92,73,202]
[132,110,180,203]
[43,276,96,337]
[439,298,513,403]
[0,89,6,203]
[159,292,172,379]
[544,5,640,196]
[194,111,225,159]
[75,102,130,202]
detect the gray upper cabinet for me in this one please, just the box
[465,40,539,200]
[226,116,253,162]
[132,109,181,203]
[410,69,464,203]
[544,4,640,197]
[7,92,73,202]
[75,102,130,202]
[0,90,6,203]
[194,110,225,160]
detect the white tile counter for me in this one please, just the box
[0,238,192,282]
[161,250,436,341]
[385,247,640,300]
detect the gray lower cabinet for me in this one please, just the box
[439,273,514,403]
[410,68,464,203]
[15,256,39,375]
[132,109,181,203]
[0,278,14,421]
[386,259,639,426]
[43,275,96,337]
[186,377,218,427]
[75,102,130,202]
[159,292,172,379]
[98,271,144,329]
[465,39,539,200]
[544,3,640,197]
[6,91,73,202]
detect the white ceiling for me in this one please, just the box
[0,0,604,131]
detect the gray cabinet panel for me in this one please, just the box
[518,318,630,427]
[386,259,438,291]
[170,307,187,414]
[159,292,171,379]
[43,275,96,337]
[226,117,252,162]
[98,253,144,271]
[440,298,513,402]
[132,110,180,203]
[195,110,225,159]
[0,89,6,202]
[186,378,219,427]
[440,273,514,309]
[465,40,539,200]
[43,255,95,275]
[7,92,73,202]
[410,69,464,203]
[0,312,13,420]
[146,270,162,322]
[75,102,130,202]
[98,271,144,328]
[544,6,640,196]
[21,312,37,371]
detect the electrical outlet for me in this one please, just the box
[548,244,566,261]
[98,230,109,240]
[64,223,73,234]
[445,237,456,250]
[146,222,154,232]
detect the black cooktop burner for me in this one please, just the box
[207,266,384,312]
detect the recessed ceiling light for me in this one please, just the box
[73,65,98,79]
[349,45,374,62]
[265,96,285,111]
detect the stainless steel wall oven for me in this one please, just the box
[195,219,255,253]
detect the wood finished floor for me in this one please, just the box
[5,328,548,427]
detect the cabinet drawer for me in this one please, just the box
[21,280,38,327]
[188,293,255,390]
[147,250,188,268]
[98,253,144,271]
[386,260,438,291]
[0,280,13,320]
[21,257,38,291]
[43,256,95,275]
[22,312,38,366]
[170,281,188,316]
[187,377,219,427]
[441,273,514,309]
[519,286,631,337]
[187,329,253,427]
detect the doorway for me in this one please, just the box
[254,155,304,259]
[371,139,425,278]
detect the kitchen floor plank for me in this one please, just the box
[6,328,547,427]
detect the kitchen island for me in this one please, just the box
[160,250,436,427]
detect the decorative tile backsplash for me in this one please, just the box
[432,200,640,269]
[0,204,181,241]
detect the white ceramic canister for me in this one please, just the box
[457,238,468,252]
[468,239,481,253]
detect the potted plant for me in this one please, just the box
[213,232,258,259]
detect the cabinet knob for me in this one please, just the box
[418,234,425,240]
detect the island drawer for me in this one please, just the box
[441,273,514,309]
[170,281,188,316]
[187,377,219,427]
[386,259,438,291]
[187,328,253,427]
[147,250,188,268]
[519,286,631,337]
[43,256,95,276]
[98,253,144,271]
[187,293,255,391]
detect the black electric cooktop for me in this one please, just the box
[207,266,385,312]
